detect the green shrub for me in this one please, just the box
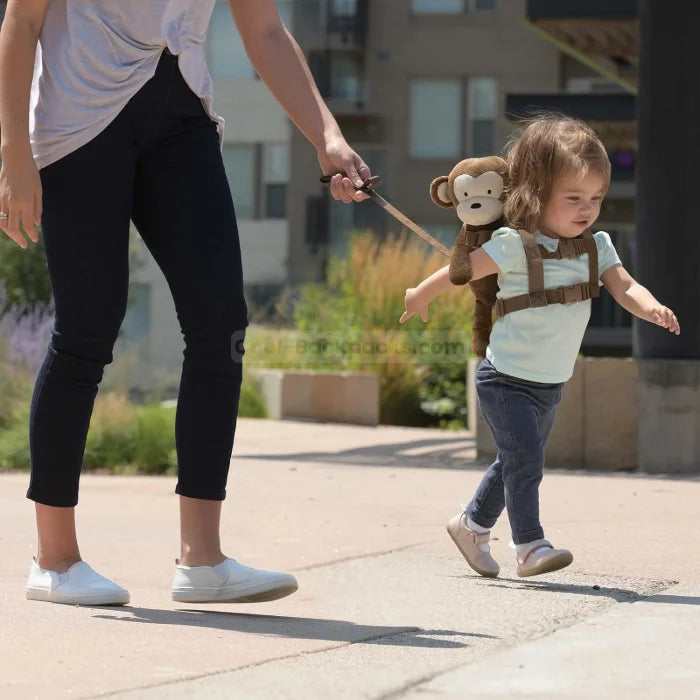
[128,405,178,474]
[0,234,51,312]
[0,341,32,430]
[81,394,176,474]
[291,231,473,427]
[239,379,267,418]
[0,419,30,470]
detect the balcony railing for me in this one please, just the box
[505,93,636,122]
[527,0,637,21]
[326,0,369,45]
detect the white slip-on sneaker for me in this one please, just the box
[25,559,130,606]
[172,558,298,604]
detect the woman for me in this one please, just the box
[0,0,370,606]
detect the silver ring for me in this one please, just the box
[0,211,8,220]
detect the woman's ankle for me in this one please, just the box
[35,555,82,573]
[178,549,226,568]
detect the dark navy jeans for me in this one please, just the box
[27,51,248,507]
[466,358,563,544]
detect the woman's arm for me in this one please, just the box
[227,0,370,204]
[0,0,50,248]
[400,249,500,323]
[601,264,680,335]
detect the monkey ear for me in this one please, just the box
[430,176,453,208]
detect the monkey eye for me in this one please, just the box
[487,189,492,194]
[464,192,468,197]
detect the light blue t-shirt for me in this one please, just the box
[482,227,621,384]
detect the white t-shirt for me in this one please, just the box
[482,227,622,384]
[30,0,223,170]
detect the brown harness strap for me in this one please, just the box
[465,229,494,247]
[494,230,600,319]
[520,229,547,308]
[582,230,600,300]
[538,237,590,259]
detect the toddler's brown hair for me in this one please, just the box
[504,114,611,231]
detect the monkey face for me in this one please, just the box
[453,171,504,226]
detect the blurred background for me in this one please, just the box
[2,1,696,473]
[141,0,637,380]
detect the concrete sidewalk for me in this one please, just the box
[1,418,698,699]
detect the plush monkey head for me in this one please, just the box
[430,156,508,228]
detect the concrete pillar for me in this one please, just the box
[635,2,700,472]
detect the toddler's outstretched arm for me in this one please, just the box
[602,264,680,335]
[400,249,499,324]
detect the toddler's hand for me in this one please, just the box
[650,305,680,335]
[399,287,429,324]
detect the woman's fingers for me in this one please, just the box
[330,173,352,204]
[21,204,39,243]
[653,308,681,335]
[5,204,29,249]
[34,185,43,228]
[341,176,369,202]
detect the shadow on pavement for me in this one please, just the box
[236,436,480,471]
[472,577,695,604]
[91,608,499,647]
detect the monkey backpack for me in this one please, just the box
[430,156,507,358]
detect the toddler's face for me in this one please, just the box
[540,170,606,238]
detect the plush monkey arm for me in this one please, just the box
[469,276,499,358]
[449,225,473,285]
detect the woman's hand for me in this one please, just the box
[0,146,42,249]
[318,134,372,204]
[400,287,430,324]
[649,305,680,335]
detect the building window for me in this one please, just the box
[409,77,498,159]
[472,0,497,9]
[410,79,462,158]
[331,0,357,15]
[262,144,289,219]
[207,1,293,79]
[467,77,497,157]
[331,53,364,100]
[207,4,254,79]
[222,145,256,219]
[277,0,294,30]
[222,143,289,220]
[412,0,463,13]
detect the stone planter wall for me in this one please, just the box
[468,358,639,470]
[251,369,379,426]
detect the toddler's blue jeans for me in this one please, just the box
[466,358,563,544]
